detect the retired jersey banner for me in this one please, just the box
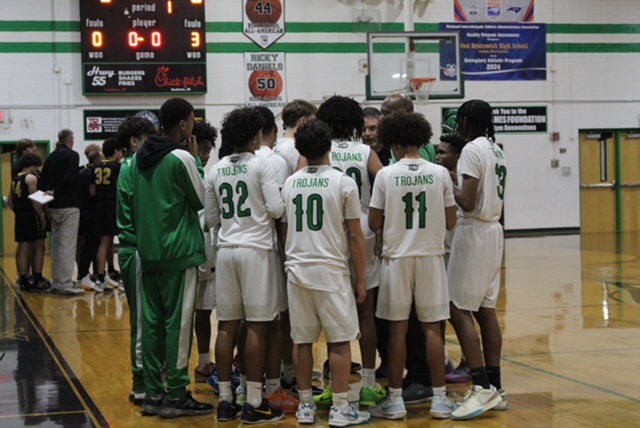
[441,23,546,80]
[455,0,534,22]
[244,52,287,109]
[243,0,285,49]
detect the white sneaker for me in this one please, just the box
[106,275,120,289]
[79,275,97,291]
[451,385,501,420]
[492,388,509,411]
[117,282,125,292]
[52,284,85,295]
[329,405,371,427]
[369,397,406,420]
[97,281,112,292]
[296,402,317,425]
[430,394,458,419]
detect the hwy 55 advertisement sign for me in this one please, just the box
[441,23,546,80]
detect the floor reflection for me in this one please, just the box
[0,273,102,427]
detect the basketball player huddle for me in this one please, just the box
[118,95,508,426]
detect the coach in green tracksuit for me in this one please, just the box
[116,116,158,405]
[129,98,212,418]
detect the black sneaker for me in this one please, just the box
[17,276,33,291]
[129,392,145,406]
[159,392,214,418]
[323,360,362,378]
[141,394,164,416]
[241,399,284,424]
[217,400,242,422]
[290,384,324,398]
[108,270,122,281]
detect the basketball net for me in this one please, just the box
[409,77,436,104]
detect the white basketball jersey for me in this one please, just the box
[282,165,361,290]
[274,137,300,178]
[256,145,287,188]
[457,136,507,222]
[370,158,455,258]
[205,152,284,250]
[330,140,372,215]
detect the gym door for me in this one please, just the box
[579,130,640,234]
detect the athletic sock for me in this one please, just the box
[470,367,491,389]
[197,353,209,369]
[98,274,105,283]
[486,366,502,390]
[388,387,403,401]
[298,389,313,405]
[265,378,279,396]
[362,368,376,389]
[433,386,446,399]
[333,391,349,410]
[247,381,263,407]
[240,374,247,389]
[219,381,233,403]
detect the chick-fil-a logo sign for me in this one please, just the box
[155,66,206,91]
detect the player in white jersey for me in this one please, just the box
[368,111,458,420]
[205,107,285,424]
[315,95,385,407]
[192,120,218,383]
[447,100,507,420]
[281,119,370,426]
[254,106,300,413]
[455,0,534,22]
[274,99,317,176]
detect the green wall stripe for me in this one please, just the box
[0,21,79,32]
[4,20,640,34]
[2,41,640,54]
[547,23,640,34]
[0,42,79,53]
[548,43,640,53]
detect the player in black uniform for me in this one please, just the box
[90,138,124,290]
[77,147,105,292]
[8,153,48,291]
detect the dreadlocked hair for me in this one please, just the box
[439,133,467,153]
[316,95,364,141]
[456,99,495,143]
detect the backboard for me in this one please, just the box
[366,32,464,101]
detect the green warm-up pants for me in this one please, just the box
[119,246,144,394]
[141,267,198,399]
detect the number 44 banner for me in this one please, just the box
[244,52,287,109]
[243,0,285,49]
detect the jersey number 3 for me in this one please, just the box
[495,164,507,200]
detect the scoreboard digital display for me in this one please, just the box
[80,0,207,95]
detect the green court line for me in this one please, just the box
[502,356,640,403]
[2,41,640,54]
[3,21,640,34]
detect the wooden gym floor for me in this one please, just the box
[0,233,639,427]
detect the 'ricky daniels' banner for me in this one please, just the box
[441,23,546,80]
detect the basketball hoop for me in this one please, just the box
[409,77,436,104]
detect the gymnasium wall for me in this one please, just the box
[1,0,639,231]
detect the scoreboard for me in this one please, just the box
[80,0,207,95]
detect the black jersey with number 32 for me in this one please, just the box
[93,160,121,201]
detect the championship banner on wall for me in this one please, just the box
[84,109,206,140]
[244,52,287,109]
[441,23,546,80]
[455,0,534,22]
[441,106,547,134]
[243,0,285,49]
